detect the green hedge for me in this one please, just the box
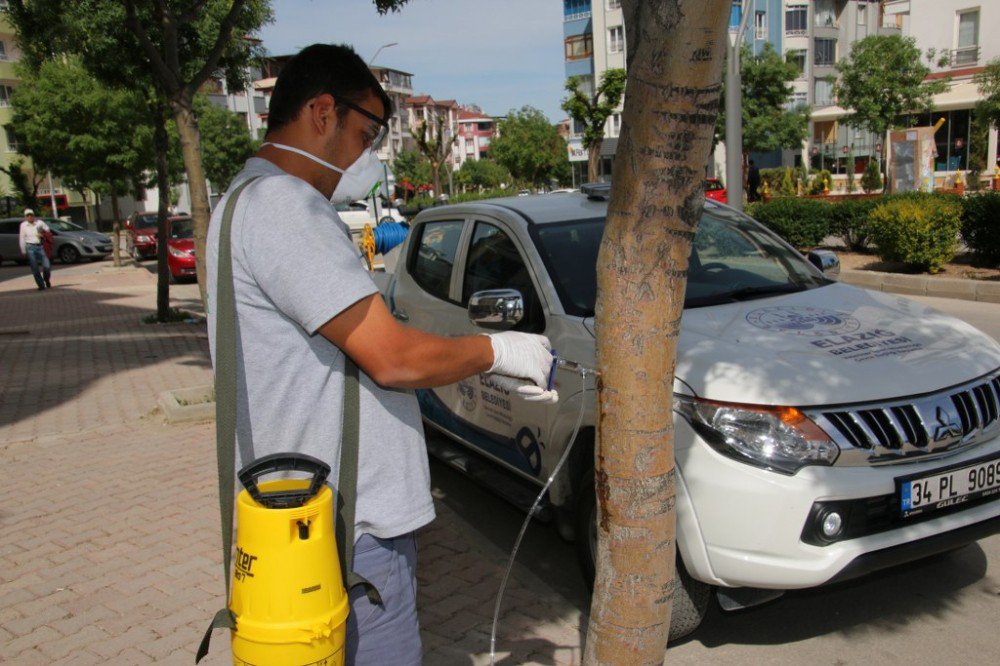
[868,193,962,273]
[960,191,1000,266]
[746,197,832,248]
[828,197,881,251]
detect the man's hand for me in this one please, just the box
[485,374,559,404]
[484,331,553,389]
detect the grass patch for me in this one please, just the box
[142,307,194,324]
[177,388,215,406]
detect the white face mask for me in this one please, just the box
[263,142,383,204]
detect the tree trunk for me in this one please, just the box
[431,160,442,199]
[153,103,172,322]
[110,192,122,268]
[584,1,729,664]
[171,98,212,310]
[588,144,601,183]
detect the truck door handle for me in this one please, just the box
[392,308,409,321]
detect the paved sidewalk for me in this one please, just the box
[0,262,584,665]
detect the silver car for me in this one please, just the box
[0,217,113,265]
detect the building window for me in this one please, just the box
[857,3,867,25]
[606,0,621,9]
[0,41,7,61]
[814,38,836,66]
[787,49,807,77]
[564,0,592,21]
[5,126,20,152]
[565,33,593,60]
[784,91,808,110]
[609,113,622,137]
[785,4,807,35]
[954,10,980,66]
[608,26,624,54]
[815,0,836,28]
[814,78,835,107]
[0,84,13,107]
[754,11,767,40]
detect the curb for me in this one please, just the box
[157,384,215,423]
[839,269,1000,303]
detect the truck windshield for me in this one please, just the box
[530,208,830,317]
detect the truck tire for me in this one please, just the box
[575,468,711,641]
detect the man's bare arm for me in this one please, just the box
[318,293,494,389]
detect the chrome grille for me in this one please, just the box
[808,371,1000,466]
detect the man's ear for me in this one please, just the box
[309,93,337,135]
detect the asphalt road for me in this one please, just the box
[432,292,1000,665]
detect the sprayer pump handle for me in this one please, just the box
[238,452,331,509]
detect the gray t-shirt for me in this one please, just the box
[207,157,434,539]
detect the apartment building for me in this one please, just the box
[455,106,497,167]
[882,0,999,180]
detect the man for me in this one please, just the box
[206,44,555,665]
[19,209,51,290]
[747,159,761,203]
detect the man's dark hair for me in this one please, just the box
[266,44,391,135]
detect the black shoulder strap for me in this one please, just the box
[196,176,260,663]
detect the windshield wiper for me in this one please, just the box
[686,283,806,307]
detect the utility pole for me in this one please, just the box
[725,0,752,211]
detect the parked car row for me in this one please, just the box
[125,212,197,282]
[0,217,113,265]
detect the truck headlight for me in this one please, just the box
[675,395,838,474]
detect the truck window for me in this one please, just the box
[410,220,464,302]
[463,222,544,333]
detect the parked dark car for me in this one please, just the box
[0,217,112,265]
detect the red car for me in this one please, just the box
[166,216,196,282]
[126,211,160,260]
[704,178,727,203]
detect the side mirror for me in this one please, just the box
[808,249,840,280]
[468,289,524,330]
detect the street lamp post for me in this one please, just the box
[725,1,753,212]
[368,42,398,65]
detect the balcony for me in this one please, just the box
[952,45,980,68]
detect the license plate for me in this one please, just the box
[898,453,1000,518]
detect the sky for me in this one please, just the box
[258,0,568,121]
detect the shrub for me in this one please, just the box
[861,159,883,193]
[829,197,881,251]
[960,191,1000,266]
[746,197,832,248]
[759,168,796,197]
[808,169,832,195]
[868,194,961,273]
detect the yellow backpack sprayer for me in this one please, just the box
[229,454,349,666]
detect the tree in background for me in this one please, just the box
[194,96,260,194]
[562,69,627,182]
[490,106,570,189]
[391,150,434,199]
[5,0,273,310]
[0,160,43,210]
[837,34,946,183]
[715,43,809,166]
[8,58,155,266]
[410,114,455,197]
[455,158,510,192]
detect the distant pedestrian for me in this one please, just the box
[747,160,761,203]
[19,209,51,290]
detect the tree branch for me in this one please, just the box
[185,0,250,99]
[178,0,212,25]
[151,0,183,82]
[124,0,181,94]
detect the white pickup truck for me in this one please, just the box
[376,189,1000,639]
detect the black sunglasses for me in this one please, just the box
[335,97,389,150]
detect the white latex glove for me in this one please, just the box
[485,374,559,404]
[484,331,553,389]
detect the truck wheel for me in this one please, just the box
[575,469,711,641]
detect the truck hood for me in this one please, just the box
[675,282,1000,407]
